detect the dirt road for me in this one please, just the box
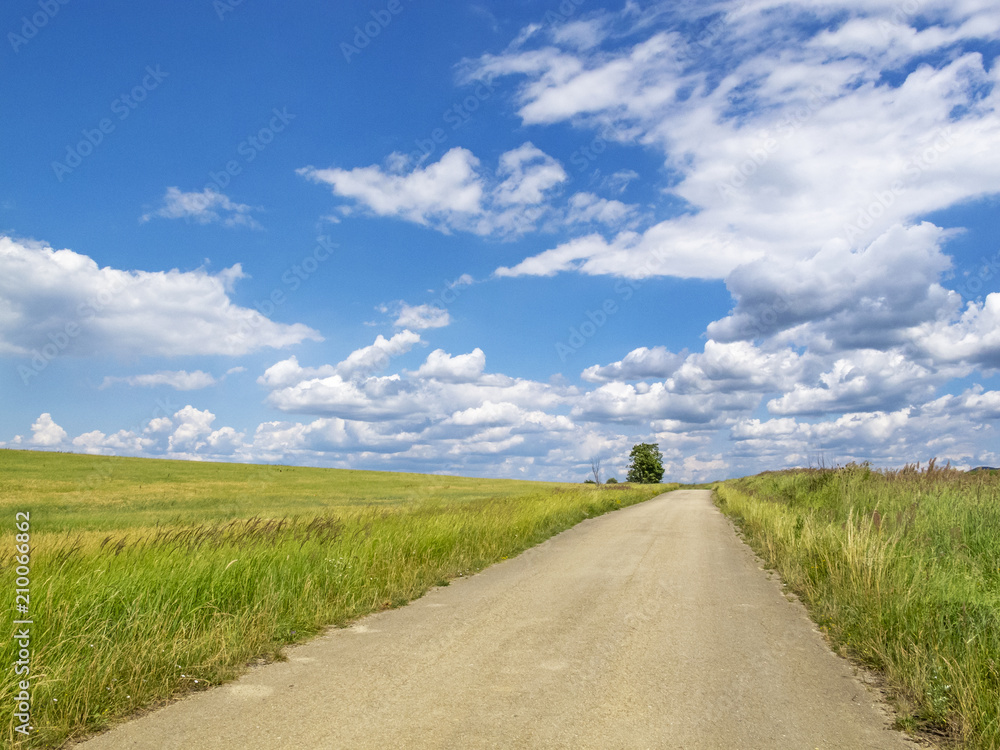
[76,490,922,749]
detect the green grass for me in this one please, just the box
[0,449,671,748]
[716,462,1000,749]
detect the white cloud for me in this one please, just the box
[564,192,638,227]
[100,370,218,391]
[299,143,575,238]
[141,187,262,229]
[766,349,946,416]
[145,417,173,435]
[168,405,217,452]
[493,143,567,205]
[681,454,727,479]
[707,224,957,349]
[261,345,575,427]
[473,31,682,126]
[393,303,451,330]
[15,360,1000,482]
[669,341,806,395]
[726,379,1000,472]
[444,401,574,431]
[252,372,586,465]
[494,219,754,279]
[334,330,423,379]
[551,18,608,51]
[258,331,421,388]
[581,341,804,398]
[0,236,322,358]
[582,346,686,383]
[298,148,484,229]
[414,348,486,383]
[72,429,154,455]
[474,5,1000,280]
[913,293,1000,369]
[251,417,417,457]
[447,273,476,289]
[572,380,760,425]
[204,426,245,455]
[264,374,414,421]
[30,413,67,446]
[927,386,1000,421]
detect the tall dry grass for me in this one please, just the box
[717,462,1000,749]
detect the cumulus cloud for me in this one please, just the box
[298,148,484,229]
[765,349,949,416]
[413,348,486,383]
[203,426,245,455]
[0,236,322,358]
[582,346,686,383]
[707,224,957,349]
[258,331,421,389]
[72,429,154,455]
[582,341,805,397]
[572,380,760,425]
[334,330,423,379]
[15,356,1000,483]
[30,413,67,446]
[141,187,262,229]
[168,405,217,452]
[300,143,583,237]
[259,346,582,448]
[730,407,935,470]
[727,379,1000,473]
[251,417,417,457]
[912,293,1000,370]
[444,401,574,431]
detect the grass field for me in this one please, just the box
[716,463,1000,750]
[0,449,671,748]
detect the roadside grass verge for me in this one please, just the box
[0,449,671,748]
[716,463,1000,749]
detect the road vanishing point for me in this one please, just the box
[75,490,924,749]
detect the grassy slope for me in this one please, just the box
[716,464,1000,750]
[0,449,585,531]
[0,450,671,748]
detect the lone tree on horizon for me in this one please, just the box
[626,443,664,484]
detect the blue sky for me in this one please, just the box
[2,0,1000,482]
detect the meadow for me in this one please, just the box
[0,449,670,748]
[716,462,1000,750]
